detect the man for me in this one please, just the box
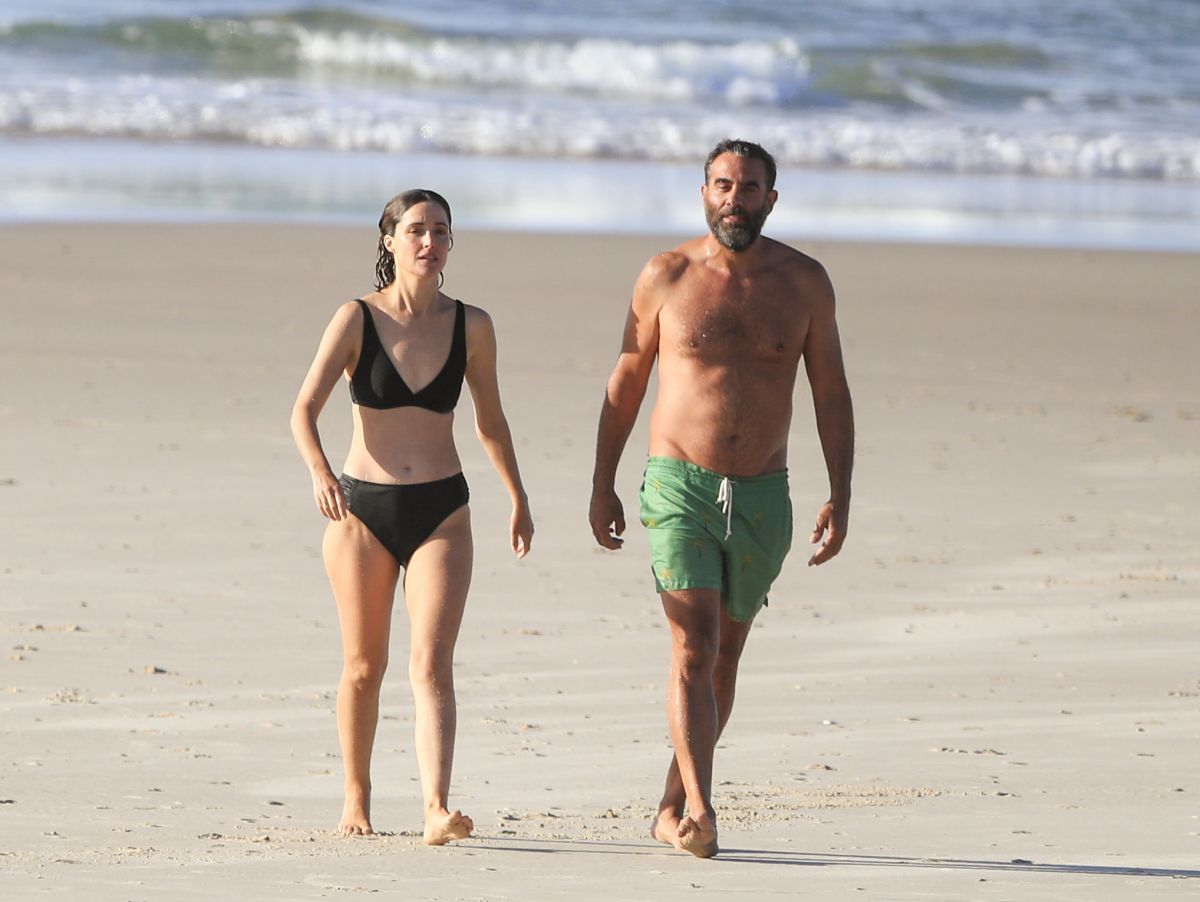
[588,139,854,858]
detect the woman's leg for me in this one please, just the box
[323,516,401,835]
[401,504,474,845]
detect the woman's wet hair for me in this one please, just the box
[374,188,453,290]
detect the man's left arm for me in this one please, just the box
[801,265,855,566]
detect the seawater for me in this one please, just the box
[1,1,1197,247]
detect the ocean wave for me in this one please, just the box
[295,31,813,107]
[1,11,814,108]
[0,9,1136,114]
[2,6,1197,182]
[1,76,1196,181]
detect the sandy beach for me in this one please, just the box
[1,223,1197,900]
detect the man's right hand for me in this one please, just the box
[589,489,626,550]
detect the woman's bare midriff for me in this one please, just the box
[342,405,463,484]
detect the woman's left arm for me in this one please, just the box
[464,305,534,558]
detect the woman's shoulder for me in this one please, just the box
[332,296,371,322]
[345,292,378,311]
[457,299,494,328]
[454,300,496,358]
[320,297,368,344]
[334,295,369,311]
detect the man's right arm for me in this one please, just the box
[588,255,669,549]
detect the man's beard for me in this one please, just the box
[706,204,768,251]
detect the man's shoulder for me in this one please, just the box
[638,238,705,286]
[762,237,827,277]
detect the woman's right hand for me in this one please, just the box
[312,470,348,521]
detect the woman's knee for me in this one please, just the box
[342,654,388,692]
[408,645,454,690]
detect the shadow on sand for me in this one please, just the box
[475,836,1198,881]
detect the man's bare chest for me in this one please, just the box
[663,289,807,363]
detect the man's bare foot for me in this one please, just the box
[651,810,683,848]
[338,792,373,836]
[423,809,474,846]
[676,814,718,858]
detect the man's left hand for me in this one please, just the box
[808,501,848,566]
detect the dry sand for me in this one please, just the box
[1,223,1198,900]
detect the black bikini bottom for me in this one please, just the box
[339,472,470,568]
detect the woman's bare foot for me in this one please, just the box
[423,808,474,846]
[676,813,718,858]
[339,789,373,836]
[651,810,683,848]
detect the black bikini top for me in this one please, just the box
[349,298,466,413]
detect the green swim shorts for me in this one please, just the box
[639,456,793,622]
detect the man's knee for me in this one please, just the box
[712,648,740,687]
[716,635,748,672]
[712,614,752,680]
[663,589,723,677]
[673,628,719,679]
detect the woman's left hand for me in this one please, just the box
[510,500,534,559]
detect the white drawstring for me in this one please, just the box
[716,476,733,540]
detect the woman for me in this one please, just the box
[291,189,534,843]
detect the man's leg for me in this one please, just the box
[656,587,754,857]
[653,597,754,855]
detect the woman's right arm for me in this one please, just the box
[289,301,361,521]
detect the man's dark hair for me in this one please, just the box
[703,139,777,192]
